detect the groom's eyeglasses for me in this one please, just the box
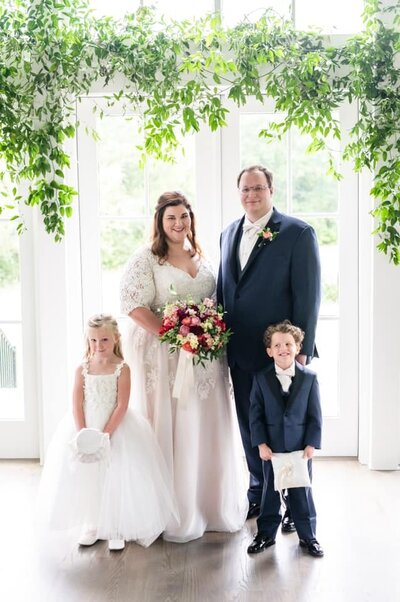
[239,185,269,195]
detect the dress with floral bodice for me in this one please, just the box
[120,246,247,543]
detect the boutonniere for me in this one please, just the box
[257,227,278,247]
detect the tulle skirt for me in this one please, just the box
[36,409,178,547]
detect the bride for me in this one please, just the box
[120,191,247,543]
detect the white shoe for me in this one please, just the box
[78,529,98,546]
[108,539,125,551]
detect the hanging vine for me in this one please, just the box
[0,0,399,262]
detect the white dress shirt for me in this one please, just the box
[275,362,295,393]
[239,209,273,270]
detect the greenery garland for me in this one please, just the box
[0,0,399,262]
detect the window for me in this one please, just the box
[0,220,24,420]
[90,0,364,33]
[78,101,195,317]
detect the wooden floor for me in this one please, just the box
[1,458,399,602]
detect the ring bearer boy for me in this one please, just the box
[247,320,324,557]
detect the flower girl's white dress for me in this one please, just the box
[120,247,248,543]
[37,361,178,546]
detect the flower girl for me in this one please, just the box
[37,314,178,550]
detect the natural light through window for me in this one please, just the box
[90,0,214,20]
[222,0,291,27]
[295,0,363,33]
[90,0,364,32]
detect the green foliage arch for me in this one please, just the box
[0,0,399,262]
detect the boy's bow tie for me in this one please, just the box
[275,365,295,393]
[275,366,295,377]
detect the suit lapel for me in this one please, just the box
[239,208,282,280]
[227,218,244,283]
[286,365,305,410]
[265,368,286,408]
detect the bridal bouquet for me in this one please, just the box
[159,297,232,366]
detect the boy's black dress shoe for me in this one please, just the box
[246,502,260,520]
[299,539,324,557]
[281,512,296,533]
[247,533,275,554]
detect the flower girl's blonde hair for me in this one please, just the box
[84,314,124,360]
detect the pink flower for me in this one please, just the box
[203,298,214,308]
[257,226,278,246]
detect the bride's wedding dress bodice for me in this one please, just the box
[120,247,216,315]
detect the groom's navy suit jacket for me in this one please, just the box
[217,208,321,373]
[249,362,322,453]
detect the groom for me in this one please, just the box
[217,165,321,523]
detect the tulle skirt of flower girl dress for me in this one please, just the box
[36,409,179,547]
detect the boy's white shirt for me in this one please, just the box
[274,361,295,392]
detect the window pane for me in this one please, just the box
[90,0,140,19]
[0,222,21,321]
[97,116,145,217]
[100,219,148,272]
[97,114,196,217]
[96,114,195,315]
[147,143,196,207]
[0,223,24,419]
[90,0,214,20]
[240,113,287,211]
[295,0,363,33]
[100,219,148,315]
[307,217,338,316]
[309,319,338,417]
[292,127,340,214]
[144,0,214,21]
[223,0,291,27]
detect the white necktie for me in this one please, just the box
[239,223,260,268]
[275,365,295,393]
[242,222,260,234]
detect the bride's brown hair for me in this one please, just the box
[151,191,202,261]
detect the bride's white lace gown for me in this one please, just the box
[120,247,247,543]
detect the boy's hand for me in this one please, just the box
[258,443,273,461]
[303,445,315,459]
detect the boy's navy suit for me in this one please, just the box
[217,207,321,504]
[249,362,322,541]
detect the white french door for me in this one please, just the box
[221,98,359,456]
[0,217,39,458]
[76,95,359,456]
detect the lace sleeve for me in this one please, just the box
[120,247,156,314]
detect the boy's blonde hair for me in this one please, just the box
[263,320,304,349]
[84,314,124,360]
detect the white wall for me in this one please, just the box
[358,176,400,469]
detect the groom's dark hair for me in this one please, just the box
[237,165,273,189]
[151,191,202,261]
